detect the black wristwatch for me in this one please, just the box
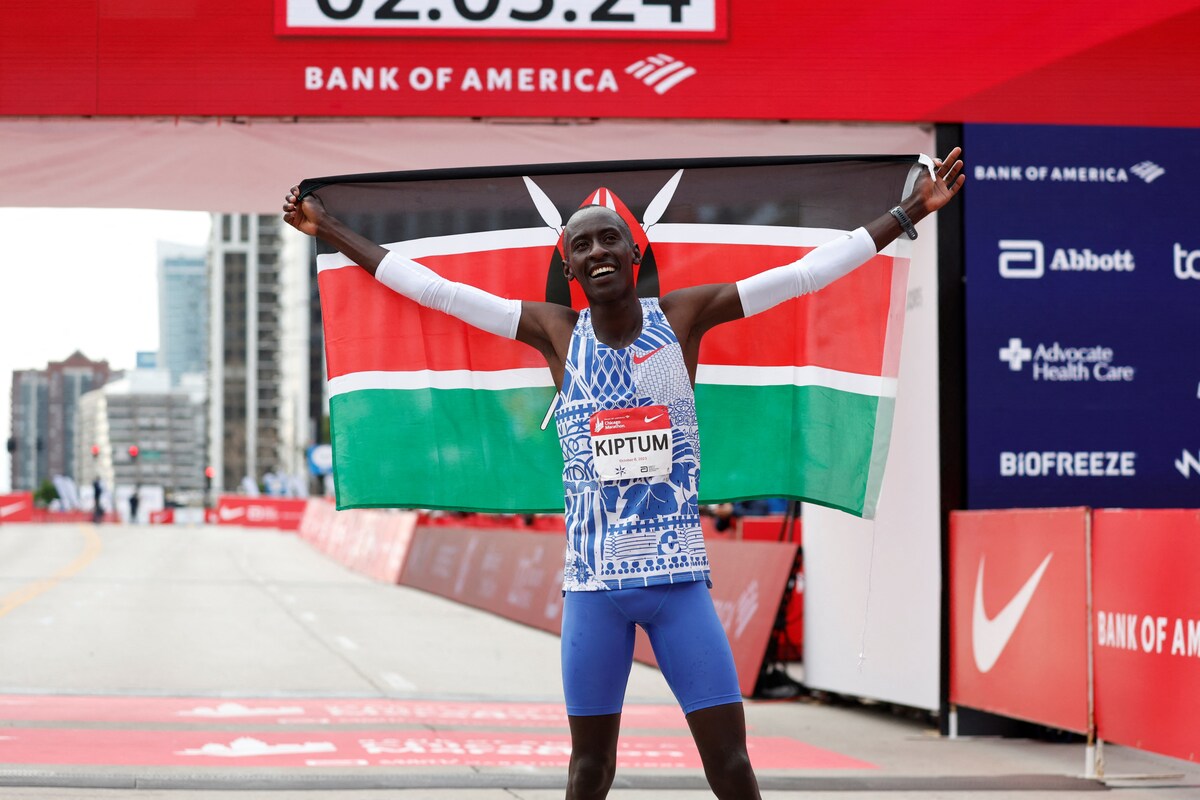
[889,206,918,240]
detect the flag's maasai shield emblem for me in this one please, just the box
[304,155,925,518]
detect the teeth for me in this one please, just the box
[591,265,616,278]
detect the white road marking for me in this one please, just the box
[382,672,417,691]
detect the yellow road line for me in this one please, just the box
[0,524,103,619]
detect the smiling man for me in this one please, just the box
[283,148,963,800]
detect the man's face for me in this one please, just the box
[562,207,641,303]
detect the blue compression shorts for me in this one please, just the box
[560,580,742,716]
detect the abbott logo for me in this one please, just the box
[999,338,1033,371]
[625,54,696,94]
[998,239,1044,278]
[1176,449,1200,479]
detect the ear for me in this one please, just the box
[563,263,574,281]
[632,244,642,265]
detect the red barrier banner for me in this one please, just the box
[401,527,567,634]
[149,509,175,525]
[1093,509,1200,763]
[400,527,796,697]
[297,501,419,584]
[0,492,35,523]
[3,3,1197,126]
[949,508,1090,734]
[215,496,308,530]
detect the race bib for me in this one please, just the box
[589,406,673,482]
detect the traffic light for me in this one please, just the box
[204,465,214,491]
[91,444,100,458]
[128,444,139,461]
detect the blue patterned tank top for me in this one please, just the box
[555,298,710,591]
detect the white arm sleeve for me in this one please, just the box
[375,250,521,340]
[735,227,878,318]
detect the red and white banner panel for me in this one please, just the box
[215,496,308,530]
[2,2,1197,126]
[949,507,1090,734]
[399,527,796,696]
[1093,509,1200,763]
[0,493,35,523]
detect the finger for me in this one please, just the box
[944,160,964,184]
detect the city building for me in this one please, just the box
[8,352,113,491]
[157,241,208,385]
[207,213,313,493]
[76,369,205,498]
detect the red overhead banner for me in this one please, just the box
[2,2,1198,126]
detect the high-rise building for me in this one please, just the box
[8,352,112,491]
[76,369,205,497]
[207,214,312,493]
[157,242,208,385]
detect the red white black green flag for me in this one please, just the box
[304,155,923,518]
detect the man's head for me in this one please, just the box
[561,206,642,303]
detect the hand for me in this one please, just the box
[911,147,965,216]
[282,186,325,237]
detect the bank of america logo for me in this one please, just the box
[626,54,697,94]
[1130,161,1165,183]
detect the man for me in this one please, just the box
[284,148,963,800]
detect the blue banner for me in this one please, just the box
[964,124,1200,509]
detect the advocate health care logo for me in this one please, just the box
[304,53,697,95]
[998,338,1135,384]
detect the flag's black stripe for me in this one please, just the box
[299,153,920,195]
[302,156,922,256]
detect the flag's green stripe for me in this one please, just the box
[331,385,879,516]
[330,387,563,513]
[695,384,877,517]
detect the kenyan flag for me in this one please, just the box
[305,155,922,518]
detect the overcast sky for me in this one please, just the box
[0,208,212,492]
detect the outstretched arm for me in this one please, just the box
[863,148,965,251]
[284,186,389,275]
[664,148,965,339]
[283,186,574,373]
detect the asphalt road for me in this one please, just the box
[1,521,1197,799]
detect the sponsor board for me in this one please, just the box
[965,124,1200,509]
[949,508,1090,734]
[1093,509,1200,763]
[216,496,308,531]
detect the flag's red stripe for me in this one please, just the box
[654,243,895,373]
[319,243,895,378]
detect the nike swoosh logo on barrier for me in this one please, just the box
[218,507,246,521]
[0,502,27,518]
[632,347,665,365]
[972,552,1053,674]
